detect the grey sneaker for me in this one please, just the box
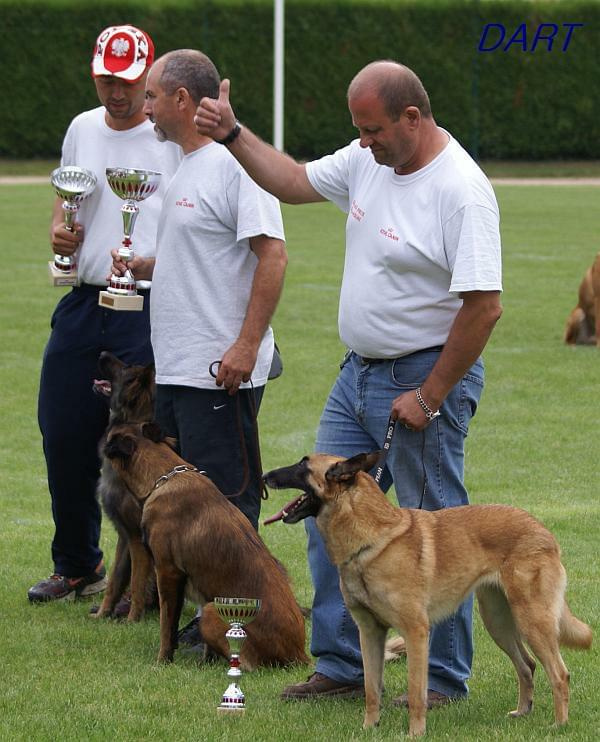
[28,563,107,603]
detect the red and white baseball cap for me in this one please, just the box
[91,25,155,82]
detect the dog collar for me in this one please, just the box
[139,465,206,505]
[152,464,203,490]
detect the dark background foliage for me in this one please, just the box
[0,0,597,160]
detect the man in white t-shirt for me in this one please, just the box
[30,26,181,604]
[194,61,502,706]
[111,49,287,535]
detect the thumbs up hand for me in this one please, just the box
[194,79,237,141]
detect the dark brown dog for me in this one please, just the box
[103,421,309,668]
[564,252,600,345]
[93,351,157,621]
[264,453,592,737]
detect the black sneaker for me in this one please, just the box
[28,563,107,603]
[176,614,220,661]
[177,616,203,646]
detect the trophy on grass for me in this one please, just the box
[98,167,161,311]
[214,597,261,714]
[49,166,97,286]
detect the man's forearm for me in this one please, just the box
[421,291,503,410]
[237,241,287,347]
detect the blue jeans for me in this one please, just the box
[308,349,484,698]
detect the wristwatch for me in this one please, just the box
[216,121,242,146]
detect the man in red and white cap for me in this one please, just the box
[29,25,181,604]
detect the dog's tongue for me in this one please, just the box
[263,494,303,526]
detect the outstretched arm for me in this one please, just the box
[195,79,325,205]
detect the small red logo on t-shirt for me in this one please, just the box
[351,199,365,222]
[175,197,195,208]
[380,226,399,242]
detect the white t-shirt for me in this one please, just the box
[60,107,182,285]
[150,143,285,390]
[305,132,502,358]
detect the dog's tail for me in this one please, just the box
[384,634,407,661]
[559,601,592,649]
[564,307,585,345]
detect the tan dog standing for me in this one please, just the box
[264,452,592,737]
[104,422,308,668]
[564,252,600,345]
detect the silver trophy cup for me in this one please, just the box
[98,167,161,311]
[214,597,261,714]
[49,166,97,285]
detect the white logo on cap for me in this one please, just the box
[111,38,130,58]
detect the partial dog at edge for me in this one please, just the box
[103,421,309,668]
[93,351,157,621]
[263,452,592,737]
[564,252,600,345]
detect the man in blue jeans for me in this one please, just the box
[194,60,502,706]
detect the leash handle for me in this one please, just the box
[374,417,396,485]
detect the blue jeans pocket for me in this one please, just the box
[391,354,437,388]
[391,354,484,436]
[446,361,485,435]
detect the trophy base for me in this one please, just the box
[48,261,78,287]
[98,290,144,312]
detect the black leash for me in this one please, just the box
[209,360,269,501]
[374,416,396,485]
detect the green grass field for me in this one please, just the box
[0,182,598,741]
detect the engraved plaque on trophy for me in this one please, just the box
[49,166,97,286]
[98,167,161,311]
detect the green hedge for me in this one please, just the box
[0,0,598,160]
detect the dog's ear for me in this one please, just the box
[104,433,137,460]
[325,451,382,484]
[98,350,125,379]
[141,421,164,443]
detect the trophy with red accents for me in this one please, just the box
[99,167,161,311]
[214,597,261,714]
[49,166,97,286]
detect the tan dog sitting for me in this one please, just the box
[264,452,592,737]
[564,252,600,345]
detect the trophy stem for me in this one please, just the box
[219,624,247,713]
[62,201,79,232]
[49,166,97,287]
[214,597,261,715]
[99,168,161,312]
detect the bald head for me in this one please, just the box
[348,61,432,121]
[157,49,220,104]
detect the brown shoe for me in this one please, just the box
[281,672,364,700]
[393,690,461,709]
